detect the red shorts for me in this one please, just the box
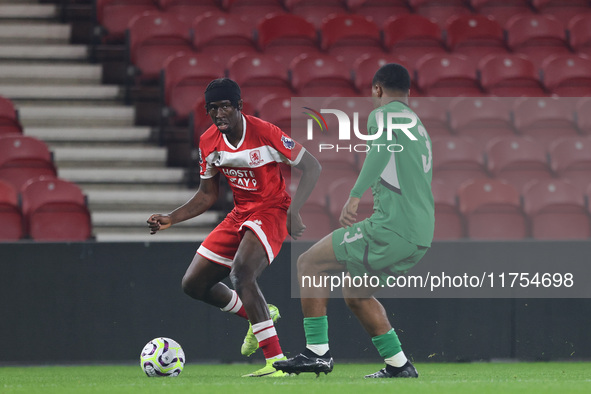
[197,206,288,268]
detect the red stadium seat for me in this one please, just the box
[191,13,257,67]
[285,0,348,29]
[353,54,413,96]
[382,14,446,68]
[531,0,591,26]
[320,14,385,65]
[478,54,546,97]
[549,136,591,193]
[431,179,464,239]
[162,52,224,124]
[448,97,515,149]
[432,136,488,190]
[128,12,192,83]
[257,14,320,65]
[407,0,472,27]
[458,179,527,239]
[290,54,358,97]
[157,0,224,24]
[408,97,452,137]
[0,135,57,191]
[541,55,591,97]
[568,14,591,57]
[227,53,292,106]
[485,136,552,192]
[415,54,482,97]
[327,178,374,227]
[0,96,23,136]
[225,0,286,24]
[21,177,92,241]
[512,97,579,149]
[576,98,591,135]
[96,0,158,43]
[505,14,570,65]
[468,0,532,27]
[523,179,590,240]
[346,0,411,28]
[445,15,507,60]
[0,179,24,240]
[257,95,293,133]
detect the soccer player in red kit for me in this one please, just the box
[147,78,321,377]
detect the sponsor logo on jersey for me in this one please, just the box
[222,168,258,190]
[249,149,262,166]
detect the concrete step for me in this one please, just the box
[52,146,167,166]
[0,4,58,19]
[0,23,70,43]
[0,44,87,61]
[59,167,185,184]
[94,230,210,242]
[85,189,197,210]
[0,85,121,100]
[92,211,218,228]
[0,63,102,84]
[18,105,135,127]
[25,127,152,143]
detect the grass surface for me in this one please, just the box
[1,362,590,394]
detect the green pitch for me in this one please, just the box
[1,363,590,394]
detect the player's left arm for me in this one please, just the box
[288,150,322,239]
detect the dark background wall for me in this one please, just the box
[0,241,589,364]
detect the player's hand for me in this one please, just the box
[340,197,360,228]
[287,207,306,239]
[147,214,172,234]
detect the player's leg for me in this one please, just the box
[232,229,286,377]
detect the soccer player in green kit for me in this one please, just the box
[273,63,434,378]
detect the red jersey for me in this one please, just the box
[199,114,305,213]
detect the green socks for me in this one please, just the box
[303,316,329,344]
[371,328,402,359]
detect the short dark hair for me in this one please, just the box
[204,78,241,108]
[372,63,411,93]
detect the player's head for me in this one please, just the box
[371,63,411,105]
[204,78,243,134]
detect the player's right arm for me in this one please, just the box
[147,173,220,234]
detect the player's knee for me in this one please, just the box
[229,264,256,292]
[344,296,364,311]
[181,274,205,300]
[296,250,314,277]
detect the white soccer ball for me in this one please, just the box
[140,337,185,377]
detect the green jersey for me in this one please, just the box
[350,100,434,247]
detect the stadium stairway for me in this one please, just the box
[0,0,217,242]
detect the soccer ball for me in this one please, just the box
[140,337,185,377]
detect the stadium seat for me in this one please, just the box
[541,55,591,97]
[432,136,488,190]
[478,54,546,97]
[415,54,482,97]
[458,179,527,240]
[408,97,452,137]
[345,0,411,28]
[95,0,159,43]
[256,95,293,134]
[431,179,464,240]
[290,54,358,97]
[505,14,570,65]
[448,97,515,149]
[523,179,590,240]
[191,13,258,67]
[0,96,23,136]
[327,178,374,227]
[353,53,413,96]
[257,14,320,65]
[407,0,472,27]
[21,177,92,241]
[531,0,591,26]
[485,136,552,192]
[224,0,286,24]
[576,97,591,135]
[512,97,579,149]
[568,14,591,57]
[320,14,385,65]
[468,0,533,27]
[285,0,349,29]
[0,135,57,191]
[445,15,507,60]
[227,53,292,107]
[127,12,192,83]
[382,14,446,68]
[0,179,24,241]
[549,136,591,193]
[161,52,224,125]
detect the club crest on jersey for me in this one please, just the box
[281,136,295,150]
[249,149,262,166]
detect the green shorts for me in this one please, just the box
[332,219,429,285]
